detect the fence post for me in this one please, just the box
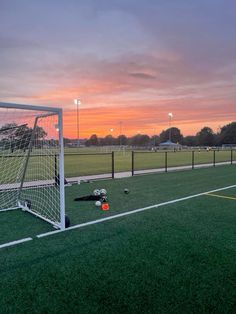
[111,151,115,179]
[54,154,58,178]
[192,150,194,169]
[213,150,216,167]
[231,149,233,165]
[131,151,134,176]
[165,151,168,172]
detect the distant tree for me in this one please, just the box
[117,135,128,146]
[151,135,160,146]
[34,126,47,139]
[86,134,99,146]
[64,138,71,145]
[0,123,19,151]
[182,135,197,146]
[0,123,18,134]
[103,135,115,146]
[196,127,215,146]
[217,122,236,145]
[0,123,47,151]
[160,127,183,144]
[129,134,150,146]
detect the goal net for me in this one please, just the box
[0,102,65,229]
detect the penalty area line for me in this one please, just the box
[37,184,236,239]
[0,237,33,250]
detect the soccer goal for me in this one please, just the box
[0,102,66,229]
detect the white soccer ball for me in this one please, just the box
[95,200,102,207]
[93,189,101,196]
[100,188,107,196]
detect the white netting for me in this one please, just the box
[0,104,64,228]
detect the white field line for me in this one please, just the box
[37,184,236,239]
[0,237,32,250]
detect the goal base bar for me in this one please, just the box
[20,206,62,229]
[0,207,20,212]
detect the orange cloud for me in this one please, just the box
[62,101,235,138]
[5,53,235,139]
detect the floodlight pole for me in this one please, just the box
[74,99,81,147]
[168,113,173,142]
[119,121,122,146]
[153,129,156,146]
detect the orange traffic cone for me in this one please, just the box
[101,203,109,211]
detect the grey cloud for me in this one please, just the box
[129,72,156,80]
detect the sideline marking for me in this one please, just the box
[206,193,236,201]
[37,184,236,239]
[0,237,32,250]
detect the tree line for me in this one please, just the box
[2,121,235,149]
[82,122,236,147]
[0,123,47,151]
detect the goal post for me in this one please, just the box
[0,102,66,229]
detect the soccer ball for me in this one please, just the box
[100,188,107,196]
[93,189,101,196]
[124,188,129,194]
[101,195,107,203]
[95,200,102,207]
[24,199,32,209]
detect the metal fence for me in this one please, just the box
[131,150,235,176]
[1,150,235,182]
[63,149,235,178]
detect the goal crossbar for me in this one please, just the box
[0,102,62,113]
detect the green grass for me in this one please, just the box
[64,153,112,177]
[1,165,236,241]
[0,166,236,313]
[0,149,234,180]
[65,164,236,225]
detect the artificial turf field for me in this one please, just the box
[0,165,236,313]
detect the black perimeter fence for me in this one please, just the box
[0,150,235,182]
[131,149,235,176]
[60,149,236,179]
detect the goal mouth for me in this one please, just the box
[0,102,65,229]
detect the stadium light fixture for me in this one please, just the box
[168,112,173,142]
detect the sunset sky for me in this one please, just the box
[1,0,236,138]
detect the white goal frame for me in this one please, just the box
[0,102,65,229]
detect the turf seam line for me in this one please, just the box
[206,193,236,201]
[0,237,33,250]
[37,184,236,238]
